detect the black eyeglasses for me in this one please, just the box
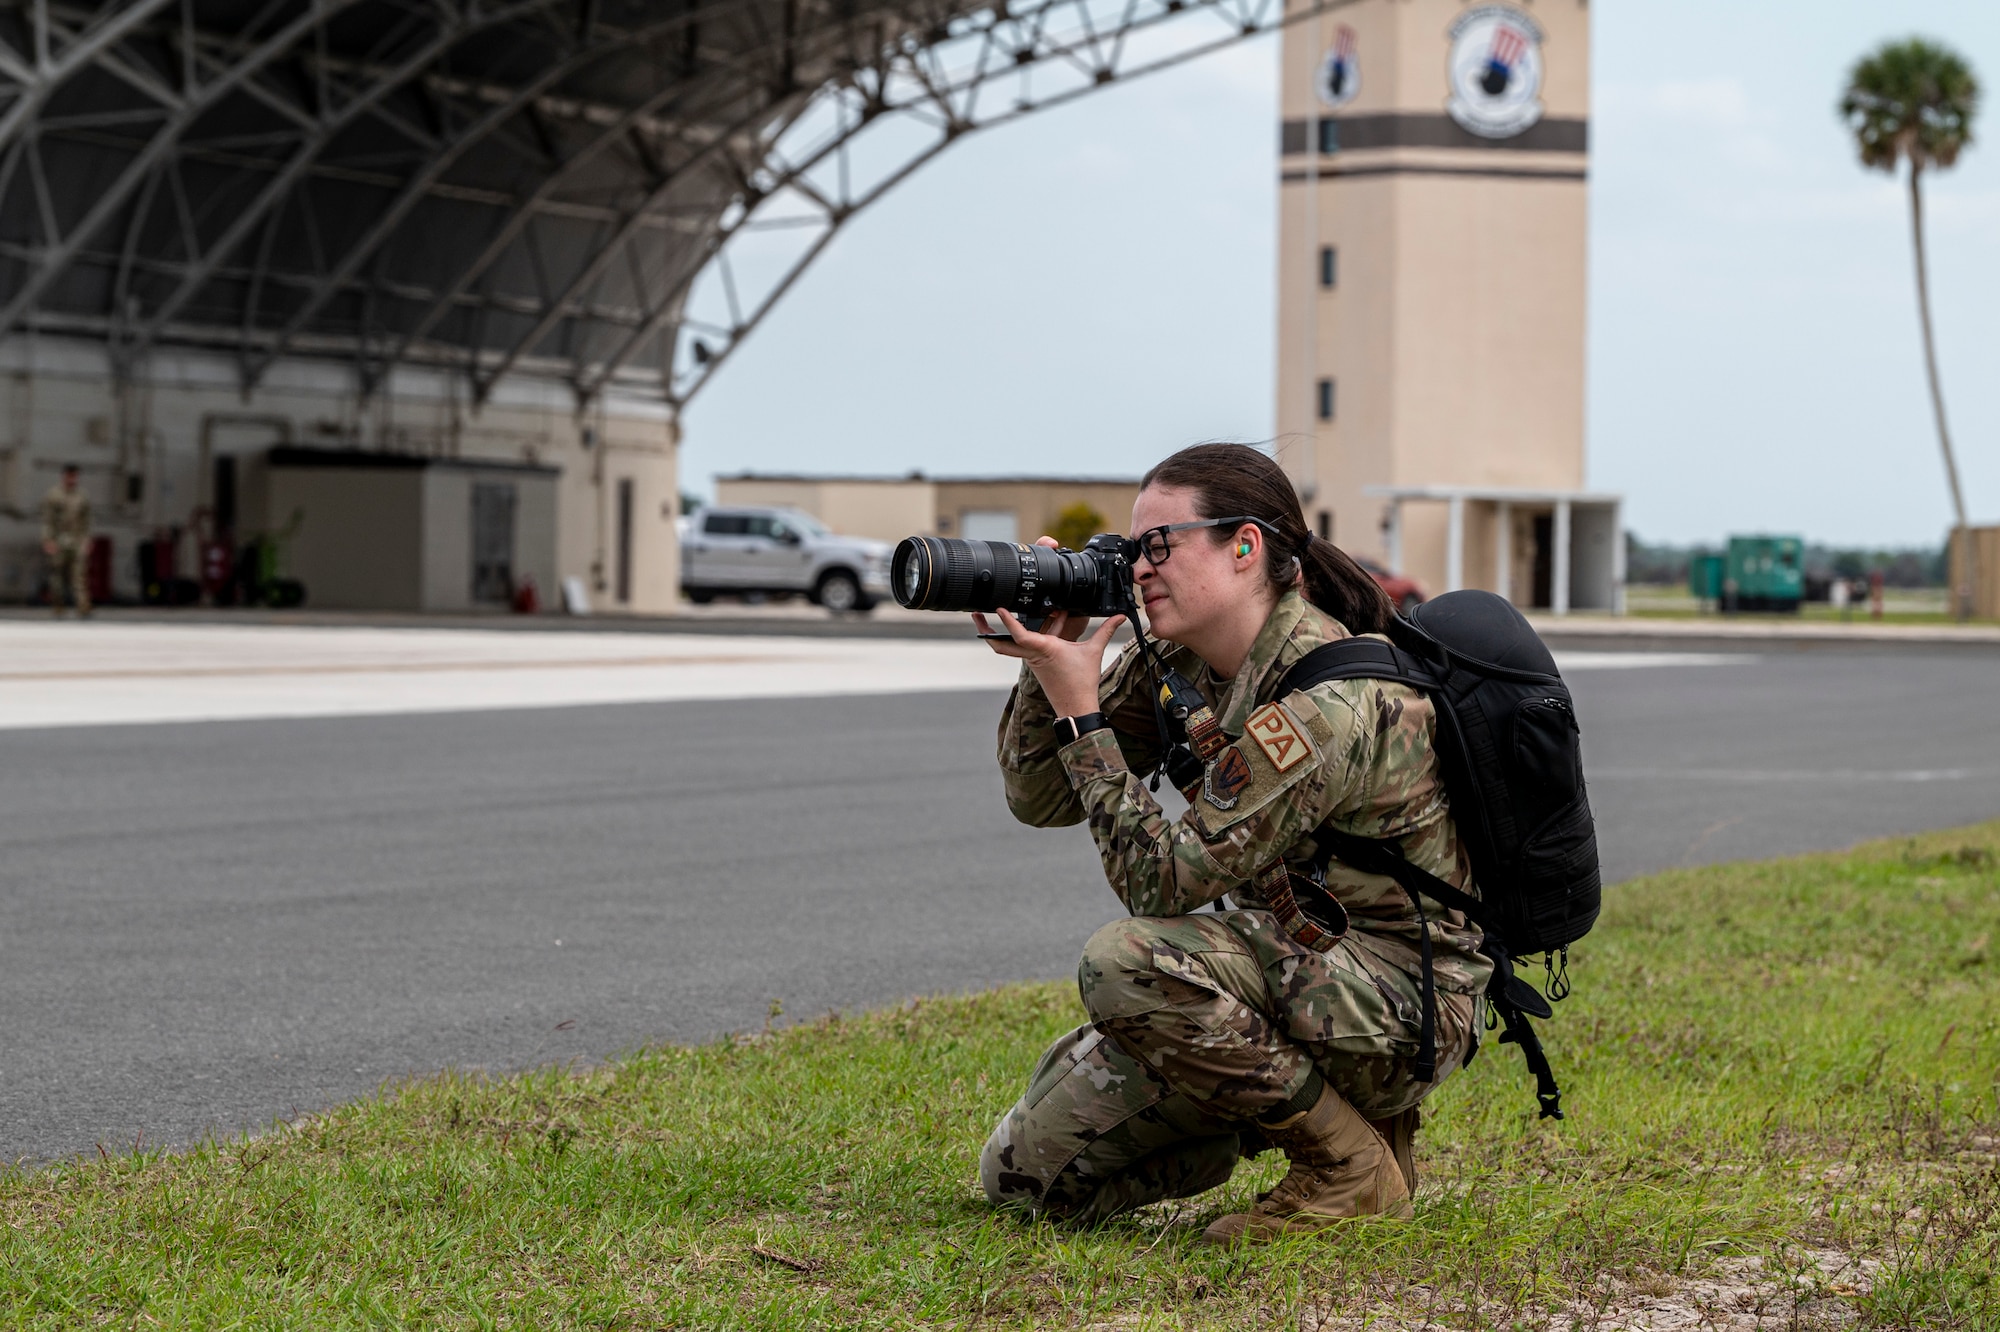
[1133,516,1284,565]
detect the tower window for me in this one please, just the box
[1319,246,1337,289]
[1317,378,1335,421]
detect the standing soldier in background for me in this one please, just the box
[41,464,92,617]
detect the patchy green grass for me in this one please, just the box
[4,825,1999,1329]
[1620,584,1995,627]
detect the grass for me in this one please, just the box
[5,825,2000,1329]
[1620,585,1998,627]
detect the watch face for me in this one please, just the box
[1315,24,1360,110]
[1445,6,1545,139]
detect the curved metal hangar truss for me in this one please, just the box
[2,0,1340,411]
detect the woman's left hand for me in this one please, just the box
[975,608,1126,718]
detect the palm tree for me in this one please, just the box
[1840,39,1981,619]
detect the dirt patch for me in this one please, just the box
[1272,1249,1881,1332]
[1553,1249,1880,1330]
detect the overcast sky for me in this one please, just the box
[682,0,2000,548]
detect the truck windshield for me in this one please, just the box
[783,512,831,538]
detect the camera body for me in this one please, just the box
[1066,533,1139,617]
[891,533,1136,620]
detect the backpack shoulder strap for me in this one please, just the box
[1274,639,1481,925]
[1312,826,1486,929]
[1274,637,1432,700]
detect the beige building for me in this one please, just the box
[715,473,1143,547]
[267,449,560,613]
[1277,0,1619,612]
[0,340,680,614]
[1949,527,2000,621]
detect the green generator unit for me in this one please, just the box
[1722,535,1803,612]
[1688,553,1724,603]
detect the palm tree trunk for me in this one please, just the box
[1908,162,1975,620]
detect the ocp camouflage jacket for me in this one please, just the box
[998,587,1491,996]
[40,485,90,550]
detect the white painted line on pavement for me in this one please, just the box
[0,622,1022,730]
[0,624,1750,731]
[1592,766,1996,784]
[1552,651,1756,671]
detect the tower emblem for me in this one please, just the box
[1315,25,1360,110]
[1445,7,1545,138]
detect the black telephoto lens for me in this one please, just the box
[890,536,1132,618]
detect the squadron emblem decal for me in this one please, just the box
[1445,6,1545,139]
[1203,747,1253,810]
[1246,703,1310,773]
[1315,24,1360,110]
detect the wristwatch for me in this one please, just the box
[1053,712,1109,746]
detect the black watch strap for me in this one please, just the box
[1053,712,1109,746]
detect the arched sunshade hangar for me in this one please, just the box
[0,0,1354,412]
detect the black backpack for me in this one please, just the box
[1275,589,1602,1119]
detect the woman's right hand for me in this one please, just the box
[976,606,1125,718]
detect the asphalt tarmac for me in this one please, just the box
[5,643,1998,1163]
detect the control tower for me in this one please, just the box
[1276,0,1620,613]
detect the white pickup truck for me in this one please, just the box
[680,505,893,613]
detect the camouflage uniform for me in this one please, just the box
[40,482,92,614]
[980,588,1492,1221]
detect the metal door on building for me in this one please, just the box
[615,478,634,604]
[960,510,1020,543]
[1531,515,1553,609]
[471,482,517,604]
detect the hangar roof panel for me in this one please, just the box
[2,0,1351,410]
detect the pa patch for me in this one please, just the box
[1203,747,1253,810]
[1246,702,1310,773]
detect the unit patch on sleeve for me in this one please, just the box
[1245,702,1311,773]
[1203,747,1253,810]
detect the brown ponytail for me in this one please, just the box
[1140,442,1394,636]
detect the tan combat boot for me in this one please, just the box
[1202,1085,1412,1244]
[1368,1106,1420,1196]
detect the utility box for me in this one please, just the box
[266,448,558,612]
[1722,535,1803,613]
[1688,553,1723,603]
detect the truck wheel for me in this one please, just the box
[686,588,715,605]
[816,570,862,614]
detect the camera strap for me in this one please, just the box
[1119,587,1211,795]
[1170,678,1230,762]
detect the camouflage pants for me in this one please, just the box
[980,911,1481,1221]
[46,546,89,612]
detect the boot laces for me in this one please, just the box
[1256,1155,1353,1215]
